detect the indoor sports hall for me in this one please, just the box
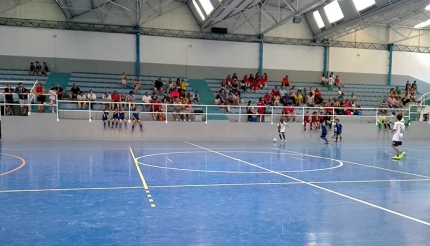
[1,0,430,245]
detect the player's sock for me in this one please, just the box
[119,122,122,129]
[310,122,313,130]
[103,122,106,128]
[140,124,143,130]
[279,134,282,140]
[282,133,285,140]
[116,122,118,128]
[322,137,328,142]
[124,121,127,127]
[108,121,111,127]
[132,125,135,130]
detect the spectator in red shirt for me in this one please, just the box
[225,75,232,86]
[252,78,259,92]
[264,92,272,105]
[260,73,268,88]
[282,103,296,122]
[111,90,120,109]
[257,97,265,122]
[271,86,279,97]
[151,94,161,120]
[241,75,249,92]
[343,99,352,115]
[255,72,260,81]
[282,75,290,87]
[314,88,323,105]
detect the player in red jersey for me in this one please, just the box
[303,111,310,130]
[257,97,265,122]
[311,111,318,131]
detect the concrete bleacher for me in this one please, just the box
[0,69,48,102]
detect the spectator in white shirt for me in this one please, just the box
[142,91,152,111]
[102,91,112,109]
[77,92,87,109]
[87,90,97,109]
[192,91,200,104]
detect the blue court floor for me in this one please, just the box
[0,140,430,246]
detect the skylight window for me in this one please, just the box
[199,0,214,15]
[324,0,344,23]
[192,0,205,21]
[313,10,325,29]
[414,19,430,29]
[426,4,430,11]
[352,0,376,12]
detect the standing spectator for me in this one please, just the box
[48,87,57,113]
[321,74,326,85]
[172,97,182,121]
[182,98,192,121]
[405,81,411,91]
[15,82,29,116]
[33,82,46,113]
[41,62,49,75]
[3,83,14,115]
[55,84,65,100]
[246,101,255,122]
[134,77,141,92]
[29,62,35,75]
[328,76,334,90]
[121,73,128,88]
[142,91,152,111]
[87,90,96,110]
[69,83,81,100]
[35,62,42,75]
[151,94,161,121]
[180,79,187,92]
[257,97,265,122]
[77,92,87,109]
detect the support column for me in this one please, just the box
[259,34,264,75]
[323,46,329,76]
[387,43,394,86]
[135,26,141,76]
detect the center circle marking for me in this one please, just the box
[136,150,343,174]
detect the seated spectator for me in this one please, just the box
[42,62,49,76]
[343,99,352,115]
[259,73,268,88]
[154,77,164,94]
[332,99,341,115]
[14,82,29,116]
[232,73,238,80]
[337,93,344,101]
[279,85,288,101]
[172,88,180,100]
[241,75,249,92]
[246,101,256,122]
[159,98,168,121]
[142,91,151,111]
[225,75,232,86]
[255,72,260,81]
[35,61,42,75]
[271,86,279,98]
[192,91,200,104]
[325,99,334,115]
[264,92,272,105]
[3,83,14,115]
[251,78,259,92]
[220,82,227,92]
[87,90,96,109]
[77,92,87,109]
[231,79,240,97]
[295,92,303,106]
[48,87,57,113]
[182,98,192,121]
[273,94,281,106]
[54,84,65,100]
[111,90,120,109]
[180,79,187,92]
[350,93,357,103]
[314,88,323,105]
[282,75,290,87]
[379,98,388,115]
[334,75,343,87]
[33,82,46,113]
[395,86,401,96]
[128,91,136,109]
[167,78,174,92]
[29,62,35,75]
[214,94,222,105]
[282,103,296,122]
[163,91,172,104]
[69,83,81,100]
[228,91,239,105]
[102,91,112,109]
[306,92,315,107]
[401,90,411,106]
[134,77,141,92]
[388,95,398,108]
[121,73,128,88]
[172,97,182,121]
[320,74,326,85]
[120,92,127,109]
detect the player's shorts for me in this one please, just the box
[392,141,402,146]
[102,117,108,121]
[320,133,327,138]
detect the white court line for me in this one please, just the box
[166,157,173,163]
[185,141,430,227]
[290,157,305,161]
[136,151,343,174]
[272,148,430,180]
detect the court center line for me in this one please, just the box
[272,148,430,180]
[129,146,156,208]
[185,141,430,227]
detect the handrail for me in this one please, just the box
[418,92,430,102]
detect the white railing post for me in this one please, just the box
[27,93,31,116]
[128,102,131,123]
[56,94,59,122]
[205,105,208,124]
[375,109,378,125]
[239,105,241,123]
[271,106,274,124]
[165,103,168,123]
[88,101,92,122]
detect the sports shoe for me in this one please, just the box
[392,155,400,160]
[324,142,329,144]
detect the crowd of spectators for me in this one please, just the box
[28,61,49,75]
[379,80,418,115]
[215,72,361,122]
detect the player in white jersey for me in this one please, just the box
[391,114,406,160]
[277,118,289,142]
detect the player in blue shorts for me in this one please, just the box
[112,107,119,129]
[320,119,329,144]
[132,107,143,132]
[392,114,406,160]
[102,107,111,129]
[118,107,127,130]
[334,118,343,143]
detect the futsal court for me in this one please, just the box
[1,140,430,245]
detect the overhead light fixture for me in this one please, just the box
[414,19,430,28]
[324,0,344,23]
[426,4,430,11]
[352,0,376,12]
[313,10,325,29]
[192,0,205,21]
[199,0,214,15]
